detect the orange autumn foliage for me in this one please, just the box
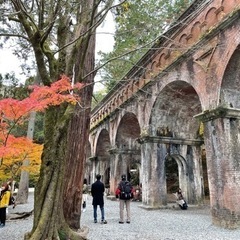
[0,75,82,121]
[0,143,43,180]
[0,75,82,179]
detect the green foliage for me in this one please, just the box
[29,174,39,187]
[92,89,107,109]
[99,0,193,91]
[0,72,29,99]
[0,74,31,101]
[33,113,45,144]
[2,112,44,143]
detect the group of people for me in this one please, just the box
[85,174,135,224]
[86,175,187,224]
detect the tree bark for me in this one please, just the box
[25,106,88,240]
[63,0,96,228]
[2,0,103,238]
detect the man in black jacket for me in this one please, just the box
[91,174,107,224]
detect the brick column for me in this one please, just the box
[178,144,205,204]
[88,156,98,184]
[196,107,240,229]
[139,137,168,208]
[108,149,120,195]
[108,148,140,195]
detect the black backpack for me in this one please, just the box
[9,194,15,206]
[120,181,133,200]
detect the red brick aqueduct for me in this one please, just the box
[86,0,240,229]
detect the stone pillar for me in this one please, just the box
[88,156,97,184]
[178,144,204,204]
[121,153,129,175]
[138,135,203,208]
[177,145,189,200]
[108,148,140,195]
[196,107,240,229]
[108,149,120,195]
[191,145,205,204]
[139,137,167,208]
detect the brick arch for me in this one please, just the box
[126,84,132,98]
[190,21,202,43]
[222,0,236,13]
[205,7,217,28]
[143,66,151,80]
[220,45,240,108]
[151,60,158,73]
[115,112,140,149]
[158,53,167,69]
[168,44,179,59]
[166,154,189,200]
[149,80,202,139]
[179,33,188,46]
[95,129,111,157]
[94,129,111,185]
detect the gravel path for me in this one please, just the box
[2,193,240,240]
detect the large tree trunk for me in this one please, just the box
[25,1,96,236]
[25,106,88,240]
[63,81,94,229]
[63,1,96,228]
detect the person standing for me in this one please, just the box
[82,178,88,212]
[0,182,11,227]
[91,174,107,224]
[115,174,133,224]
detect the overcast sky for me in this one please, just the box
[0,12,115,89]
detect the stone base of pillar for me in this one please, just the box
[106,195,117,201]
[212,208,240,229]
[139,204,175,210]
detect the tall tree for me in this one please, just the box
[99,0,193,91]
[1,0,119,239]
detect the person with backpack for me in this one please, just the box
[115,174,134,224]
[0,182,11,227]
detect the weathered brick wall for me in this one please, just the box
[89,0,240,229]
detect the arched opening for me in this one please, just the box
[115,112,141,183]
[165,155,179,194]
[104,167,110,195]
[220,46,240,108]
[149,80,206,204]
[95,129,111,186]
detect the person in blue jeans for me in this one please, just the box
[91,174,107,224]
